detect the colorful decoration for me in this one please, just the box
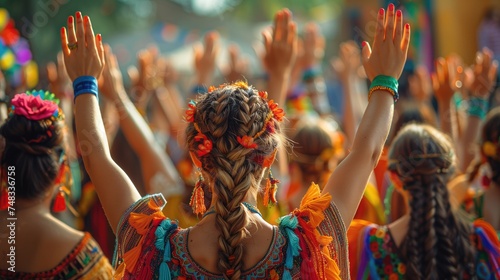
[0,8,38,88]
[10,90,61,121]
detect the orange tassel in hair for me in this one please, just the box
[52,187,68,212]
[263,170,279,207]
[189,173,207,215]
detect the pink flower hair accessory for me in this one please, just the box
[9,90,63,121]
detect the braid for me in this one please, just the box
[186,83,279,279]
[390,124,476,279]
[402,180,425,280]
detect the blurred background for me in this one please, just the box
[1,0,499,88]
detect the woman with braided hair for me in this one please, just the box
[0,91,113,279]
[61,4,409,279]
[348,124,500,279]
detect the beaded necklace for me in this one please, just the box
[202,202,261,218]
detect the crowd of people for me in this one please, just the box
[0,3,500,279]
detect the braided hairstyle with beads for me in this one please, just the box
[388,124,476,279]
[186,82,281,279]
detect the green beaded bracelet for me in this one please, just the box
[369,75,399,103]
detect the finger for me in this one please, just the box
[488,60,498,84]
[128,66,139,85]
[436,58,445,83]
[204,31,217,55]
[385,3,395,41]
[373,8,385,46]
[482,48,493,74]
[75,12,85,54]
[262,31,272,54]
[84,16,97,54]
[60,27,70,57]
[193,43,202,62]
[97,34,105,65]
[57,52,67,75]
[401,23,411,53]
[47,62,57,83]
[394,10,403,44]
[431,73,439,91]
[361,41,371,65]
[287,22,297,46]
[67,16,77,44]
[228,44,238,69]
[281,9,291,42]
[475,52,483,75]
[273,10,283,41]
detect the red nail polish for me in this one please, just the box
[97,34,102,41]
[389,4,395,11]
[396,10,402,17]
[405,23,410,29]
[68,16,73,23]
[361,41,366,48]
[84,16,89,23]
[379,8,384,15]
[76,12,82,19]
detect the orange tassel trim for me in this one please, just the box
[52,187,69,213]
[189,175,207,215]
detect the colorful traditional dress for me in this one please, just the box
[0,232,114,280]
[112,184,349,279]
[348,219,500,279]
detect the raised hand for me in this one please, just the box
[431,58,454,104]
[223,44,249,83]
[361,6,410,81]
[331,41,362,82]
[409,65,432,103]
[297,22,325,69]
[193,31,219,85]
[60,12,104,81]
[47,52,72,100]
[468,48,498,98]
[100,45,125,100]
[261,9,297,77]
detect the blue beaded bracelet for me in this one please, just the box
[467,97,489,119]
[73,76,98,103]
[302,67,322,81]
[368,75,399,103]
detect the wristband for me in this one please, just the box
[368,75,399,103]
[73,76,98,103]
[191,84,208,95]
[467,97,489,119]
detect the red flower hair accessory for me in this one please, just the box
[193,123,212,157]
[267,100,285,122]
[236,135,257,149]
[10,90,62,121]
[185,100,197,123]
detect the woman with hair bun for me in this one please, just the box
[0,90,113,279]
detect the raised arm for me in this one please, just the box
[60,12,140,232]
[262,9,297,105]
[100,46,184,196]
[460,48,497,171]
[322,5,410,227]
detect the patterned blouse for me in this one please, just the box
[112,184,349,279]
[0,232,114,280]
[348,219,500,279]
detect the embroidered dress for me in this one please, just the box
[0,232,114,280]
[348,219,500,280]
[461,190,500,239]
[112,184,349,279]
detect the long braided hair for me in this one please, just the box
[186,82,281,279]
[388,124,475,279]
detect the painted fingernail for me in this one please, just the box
[97,34,102,41]
[379,8,384,15]
[361,41,367,48]
[405,23,410,29]
[68,16,73,24]
[76,12,82,19]
[84,16,89,23]
[396,10,402,17]
[389,4,395,12]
